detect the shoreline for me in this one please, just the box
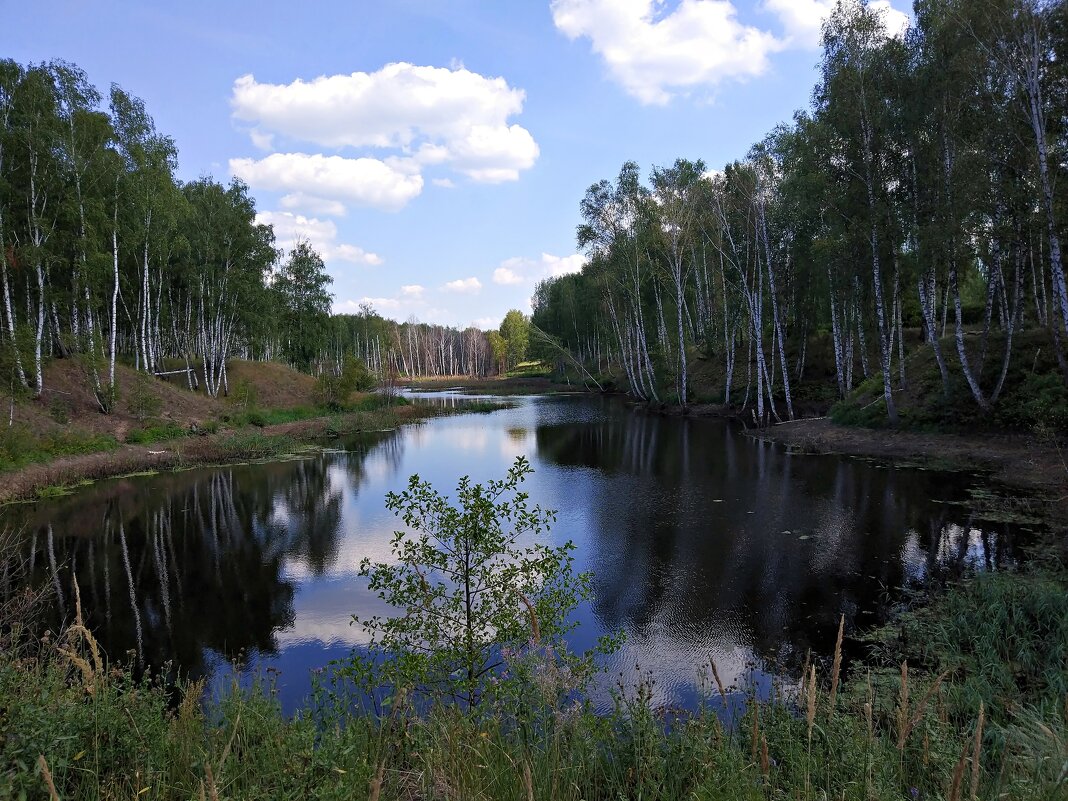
[0,402,447,506]
[630,400,1067,517]
[750,416,1066,507]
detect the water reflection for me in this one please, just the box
[4,396,1031,711]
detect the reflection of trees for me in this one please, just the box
[9,432,399,682]
[536,410,1031,672]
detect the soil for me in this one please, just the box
[8,358,317,443]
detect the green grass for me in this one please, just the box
[126,420,187,444]
[0,425,118,471]
[3,566,1065,799]
[0,394,415,475]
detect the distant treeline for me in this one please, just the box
[0,59,512,411]
[532,0,1068,422]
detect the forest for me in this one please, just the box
[3,0,1067,431]
[532,0,1068,428]
[0,59,510,413]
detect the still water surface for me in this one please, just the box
[7,393,1030,711]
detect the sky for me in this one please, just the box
[3,0,908,330]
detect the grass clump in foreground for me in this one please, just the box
[2,470,1066,800]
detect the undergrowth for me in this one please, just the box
[2,568,1065,799]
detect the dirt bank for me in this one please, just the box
[752,416,1067,514]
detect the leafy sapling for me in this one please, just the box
[347,456,619,712]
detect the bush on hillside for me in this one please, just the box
[314,358,376,410]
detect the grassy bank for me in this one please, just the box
[2,564,1065,799]
[0,396,459,504]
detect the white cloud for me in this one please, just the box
[231,152,424,212]
[249,128,275,151]
[471,316,499,330]
[279,192,347,217]
[432,177,456,189]
[492,266,525,285]
[442,277,482,294]
[765,0,908,46]
[257,210,382,267]
[763,0,831,47]
[336,297,403,314]
[492,252,586,285]
[552,0,909,104]
[551,0,781,104]
[870,1,909,38]
[334,291,440,320]
[543,252,586,278]
[230,64,539,184]
[333,244,383,266]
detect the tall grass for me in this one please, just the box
[3,569,1066,799]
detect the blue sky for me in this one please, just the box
[5,0,907,329]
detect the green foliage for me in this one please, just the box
[125,420,185,444]
[273,240,333,372]
[0,425,117,471]
[313,357,374,410]
[996,373,1068,434]
[345,357,377,392]
[126,370,163,422]
[228,377,258,411]
[245,409,268,427]
[499,309,530,370]
[486,330,507,373]
[3,565,1066,799]
[342,456,617,708]
[47,395,69,424]
[872,570,1068,727]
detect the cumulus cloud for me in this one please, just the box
[257,210,382,267]
[763,0,831,47]
[442,277,482,294]
[552,0,909,104]
[334,292,445,321]
[400,284,425,297]
[492,253,586,285]
[249,128,275,151]
[230,64,539,187]
[279,192,347,217]
[870,1,910,38]
[232,153,423,212]
[551,0,781,104]
[765,0,908,46]
[492,266,525,286]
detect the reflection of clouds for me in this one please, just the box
[443,425,490,452]
[901,529,927,584]
[597,627,757,709]
[276,577,392,647]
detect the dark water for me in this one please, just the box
[4,394,1032,711]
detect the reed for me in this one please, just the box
[828,614,844,717]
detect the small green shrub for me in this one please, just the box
[246,410,267,427]
[126,370,163,422]
[47,396,70,424]
[996,372,1068,434]
[125,421,185,444]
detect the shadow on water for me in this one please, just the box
[1,395,1036,712]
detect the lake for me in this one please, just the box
[5,393,1031,711]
